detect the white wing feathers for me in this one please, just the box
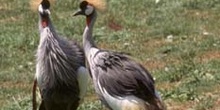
[77,66,90,100]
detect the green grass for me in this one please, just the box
[1,0,220,110]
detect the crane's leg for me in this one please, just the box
[32,78,37,110]
[39,100,46,110]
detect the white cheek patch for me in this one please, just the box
[85,5,94,15]
[38,4,43,13]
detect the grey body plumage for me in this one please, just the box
[34,0,89,110]
[74,1,166,110]
[36,27,84,99]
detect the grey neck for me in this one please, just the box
[38,14,56,35]
[83,11,97,56]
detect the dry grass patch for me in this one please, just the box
[143,38,166,50]
[197,50,220,63]
[185,10,213,20]
[0,3,12,11]
[1,81,31,89]
[166,101,195,110]
[98,42,117,50]
[143,59,166,70]
[157,82,179,90]
[0,15,21,23]
[211,85,220,110]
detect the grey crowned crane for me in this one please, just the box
[31,0,89,110]
[73,0,166,110]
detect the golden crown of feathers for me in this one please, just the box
[30,0,106,11]
[30,0,55,11]
[82,0,106,11]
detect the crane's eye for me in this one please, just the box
[85,5,94,16]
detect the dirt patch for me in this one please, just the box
[197,51,220,63]
[107,19,123,31]
[143,59,166,70]
[211,86,220,110]
[213,98,220,110]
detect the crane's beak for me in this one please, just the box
[73,9,83,16]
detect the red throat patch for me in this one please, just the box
[42,18,48,28]
[86,17,91,26]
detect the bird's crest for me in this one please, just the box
[82,0,107,12]
[30,0,55,11]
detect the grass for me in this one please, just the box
[0,0,220,109]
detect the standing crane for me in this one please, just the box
[31,0,89,110]
[73,0,166,110]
